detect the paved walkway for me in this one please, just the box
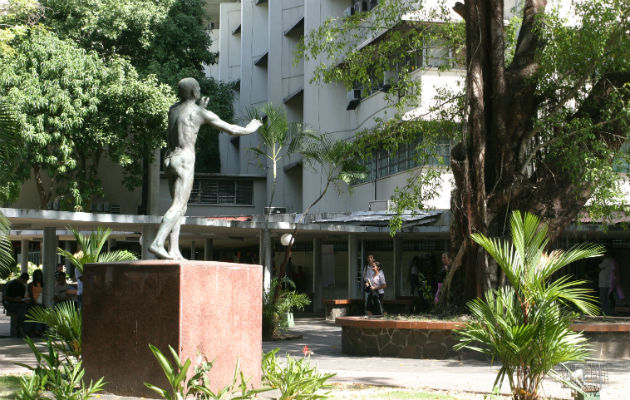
[1,315,628,399]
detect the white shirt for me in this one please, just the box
[369,270,386,294]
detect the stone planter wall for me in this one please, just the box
[336,317,630,361]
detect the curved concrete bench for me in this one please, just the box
[336,317,630,360]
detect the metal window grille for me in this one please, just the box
[189,179,253,205]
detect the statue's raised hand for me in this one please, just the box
[199,96,210,109]
[245,119,263,133]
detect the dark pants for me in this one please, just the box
[5,301,27,337]
[367,292,384,315]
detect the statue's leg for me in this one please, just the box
[168,218,185,260]
[150,157,192,259]
[165,159,194,260]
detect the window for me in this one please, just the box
[354,133,451,184]
[189,178,254,205]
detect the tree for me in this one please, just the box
[0,27,173,210]
[0,0,235,210]
[0,102,19,276]
[455,211,600,400]
[42,0,235,174]
[301,0,630,304]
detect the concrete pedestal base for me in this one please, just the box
[82,260,262,397]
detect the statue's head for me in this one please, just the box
[177,77,201,100]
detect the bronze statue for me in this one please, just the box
[149,77,261,260]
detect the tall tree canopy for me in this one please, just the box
[0,0,234,210]
[301,0,630,304]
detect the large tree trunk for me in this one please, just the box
[442,0,630,306]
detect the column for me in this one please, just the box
[312,238,322,312]
[393,236,402,299]
[20,239,28,273]
[204,238,214,261]
[190,241,196,260]
[347,234,359,298]
[260,229,272,293]
[42,227,58,307]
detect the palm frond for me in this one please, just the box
[98,249,137,263]
[459,211,603,399]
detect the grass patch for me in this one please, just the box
[384,314,472,322]
[0,375,22,398]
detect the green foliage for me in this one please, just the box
[26,301,82,359]
[0,209,15,278]
[145,344,271,400]
[263,278,311,338]
[16,337,105,400]
[0,24,173,209]
[262,348,335,400]
[0,0,234,206]
[455,212,602,400]
[57,226,137,273]
[300,0,630,230]
[249,103,316,207]
[42,0,234,175]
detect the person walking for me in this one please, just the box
[363,254,376,315]
[365,261,387,316]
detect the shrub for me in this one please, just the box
[145,344,271,400]
[454,211,600,400]
[262,348,335,400]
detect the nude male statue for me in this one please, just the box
[149,77,262,260]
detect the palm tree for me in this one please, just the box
[455,211,601,400]
[57,226,137,272]
[249,103,315,292]
[248,103,314,208]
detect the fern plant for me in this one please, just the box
[57,226,136,273]
[26,301,82,359]
[454,211,601,400]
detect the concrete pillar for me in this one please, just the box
[20,239,28,273]
[260,229,272,294]
[312,238,322,312]
[190,241,196,260]
[148,148,161,216]
[204,238,213,261]
[393,236,402,299]
[42,227,58,307]
[348,234,359,298]
[141,226,156,260]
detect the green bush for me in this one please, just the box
[262,348,335,400]
[145,344,271,400]
[263,277,310,339]
[454,211,600,400]
[15,337,105,400]
[26,301,82,359]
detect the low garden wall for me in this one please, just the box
[336,317,630,361]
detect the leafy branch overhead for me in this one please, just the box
[0,0,234,210]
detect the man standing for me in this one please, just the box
[149,77,262,260]
[3,272,29,337]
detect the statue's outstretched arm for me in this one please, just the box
[201,103,262,136]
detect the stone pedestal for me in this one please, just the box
[82,260,262,397]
